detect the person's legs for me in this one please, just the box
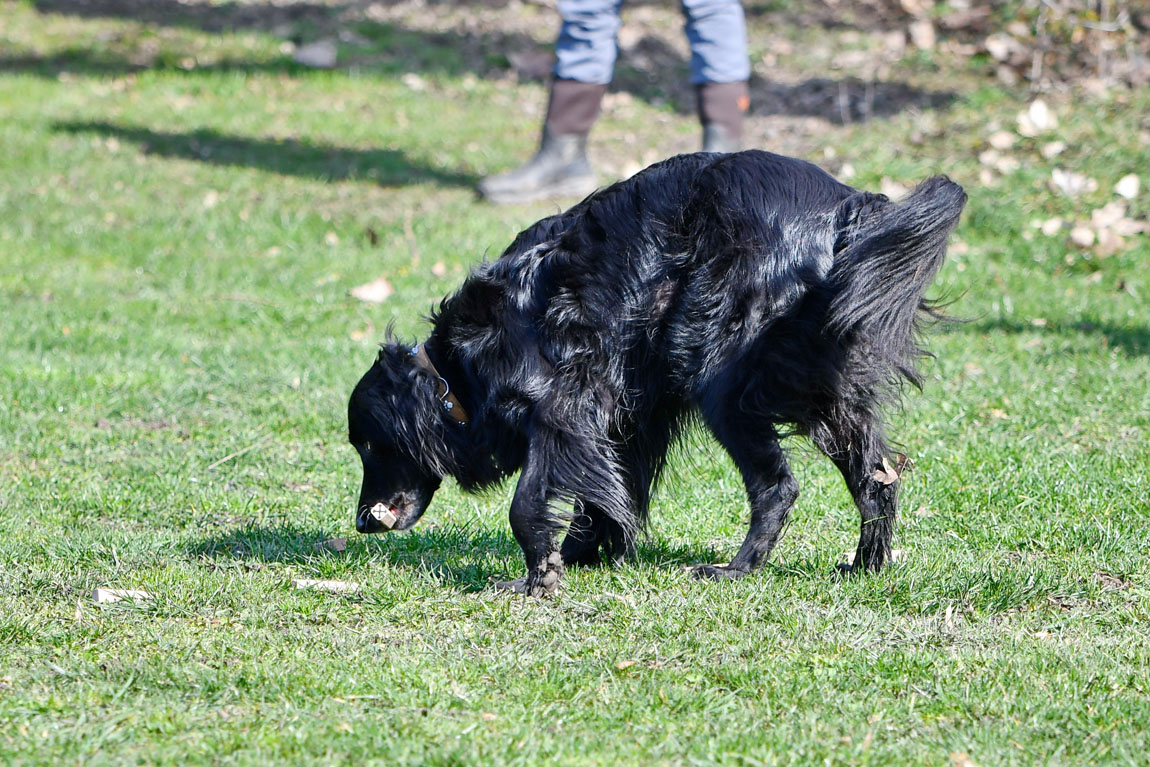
[554,0,623,86]
[681,0,751,152]
[478,0,621,204]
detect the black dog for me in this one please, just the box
[348,150,965,596]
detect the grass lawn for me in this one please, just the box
[1,1,1148,764]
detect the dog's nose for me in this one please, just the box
[356,503,398,534]
[356,510,384,534]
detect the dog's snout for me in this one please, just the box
[355,512,377,534]
[356,502,400,534]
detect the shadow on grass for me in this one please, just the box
[943,317,1150,357]
[53,120,479,188]
[0,50,299,78]
[22,0,959,125]
[189,522,522,593]
[188,521,733,592]
[31,0,342,32]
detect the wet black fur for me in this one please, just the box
[348,150,966,594]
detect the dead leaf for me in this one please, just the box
[1040,217,1064,236]
[908,20,936,50]
[615,660,638,670]
[1031,317,1048,328]
[912,505,934,517]
[985,33,1024,63]
[1096,572,1128,591]
[940,6,991,31]
[950,752,980,767]
[1051,168,1098,198]
[1114,174,1140,200]
[987,131,1016,150]
[1069,226,1096,248]
[324,231,340,247]
[1094,229,1124,257]
[401,72,427,92]
[872,456,900,485]
[202,189,220,209]
[1040,141,1067,159]
[1017,99,1058,136]
[1091,201,1128,230]
[431,261,447,277]
[979,149,1020,175]
[898,0,928,16]
[349,277,393,304]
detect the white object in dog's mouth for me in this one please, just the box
[369,502,398,529]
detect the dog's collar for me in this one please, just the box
[409,344,470,426]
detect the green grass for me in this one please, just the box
[2,1,1148,765]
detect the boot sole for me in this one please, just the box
[479,175,599,205]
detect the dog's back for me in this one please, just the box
[449,150,962,416]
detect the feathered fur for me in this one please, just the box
[348,150,966,596]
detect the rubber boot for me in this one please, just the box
[697,81,749,153]
[478,79,606,204]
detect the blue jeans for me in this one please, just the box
[554,0,750,85]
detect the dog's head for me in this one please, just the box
[347,342,449,535]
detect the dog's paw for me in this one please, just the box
[493,551,564,598]
[689,563,749,581]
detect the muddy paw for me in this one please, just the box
[690,563,749,581]
[493,552,565,598]
[527,551,564,597]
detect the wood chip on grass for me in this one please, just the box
[92,588,152,604]
[292,579,361,594]
[313,537,348,554]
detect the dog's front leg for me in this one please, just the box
[494,449,565,598]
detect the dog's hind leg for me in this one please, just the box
[812,421,897,574]
[691,426,799,581]
[560,501,616,567]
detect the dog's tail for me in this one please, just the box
[824,175,967,386]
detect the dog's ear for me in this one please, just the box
[834,192,889,253]
[374,342,417,379]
